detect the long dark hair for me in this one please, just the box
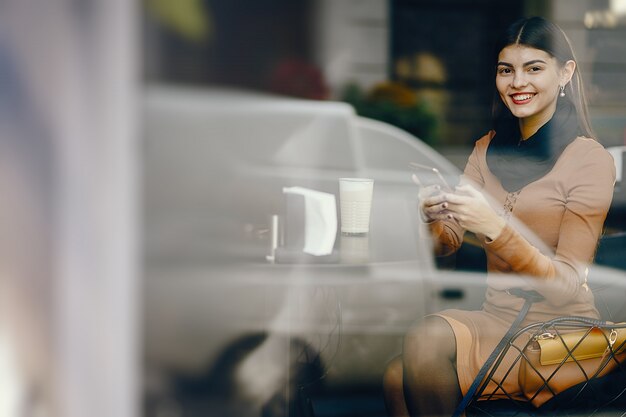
[492,16,594,138]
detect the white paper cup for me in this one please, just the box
[339,178,374,235]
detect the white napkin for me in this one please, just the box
[282,186,337,256]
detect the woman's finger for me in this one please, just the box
[454,184,481,198]
[423,201,448,215]
[426,210,453,222]
[422,194,447,208]
[440,192,470,205]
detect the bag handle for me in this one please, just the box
[451,289,544,417]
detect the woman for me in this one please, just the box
[383,17,616,417]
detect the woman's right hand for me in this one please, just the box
[417,183,449,222]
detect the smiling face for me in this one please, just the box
[496,45,574,138]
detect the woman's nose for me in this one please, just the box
[512,72,528,88]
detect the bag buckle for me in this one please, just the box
[534,332,556,341]
[609,329,618,348]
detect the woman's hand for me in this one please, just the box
[417,182,449,222]
[443,184,505,240]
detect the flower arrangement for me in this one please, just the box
[341,81,438,145]
[267,58,330,100]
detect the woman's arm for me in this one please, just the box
[424,134,489,256]
[446,143,615,304]
[484,145,615,304]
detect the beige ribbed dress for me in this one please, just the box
[428,131,616,397]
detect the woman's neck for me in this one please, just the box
[518,105,557,140]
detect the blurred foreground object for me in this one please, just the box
[0,0,140,416]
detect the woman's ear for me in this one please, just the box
[561,60,576,86]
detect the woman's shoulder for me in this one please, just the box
[566,136,614,162]
[562,136,616,178]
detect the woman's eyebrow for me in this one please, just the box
[523,59,547,66]
[496,59,547,67]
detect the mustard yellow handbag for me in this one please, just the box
[453,290,626,417]
[518,326,626,407]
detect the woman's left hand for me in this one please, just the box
[443,184,506,241]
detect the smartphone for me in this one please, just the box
[409,162,452,191]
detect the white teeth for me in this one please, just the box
[513,94,534,101]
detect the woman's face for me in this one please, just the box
[496,45,569,128]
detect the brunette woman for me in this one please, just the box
[383,16,615,417]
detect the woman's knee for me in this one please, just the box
[382,355,403,393]
[403,316,456,365]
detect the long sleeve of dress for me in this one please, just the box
[428,132,489,256]
[428,134,615,306]
[483,143,615,304]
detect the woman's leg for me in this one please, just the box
[382,355,409,417]
[402,316,462,417]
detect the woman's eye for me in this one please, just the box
[529,66,542,72]
[498,68,512,75]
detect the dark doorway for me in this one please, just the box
[390,0,524,146]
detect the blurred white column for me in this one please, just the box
[312,0,389,96]
[0,1,140,417]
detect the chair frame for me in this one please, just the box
[466,317,626,416]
